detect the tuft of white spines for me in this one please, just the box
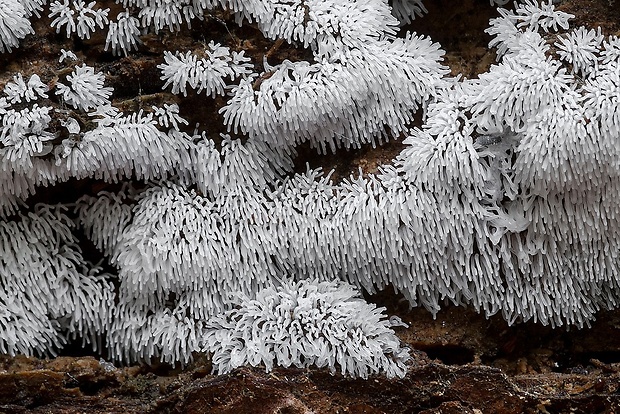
[0,0,34,53]
[159,41,254,97]
[105,10,141,56]
[49,0,110,39]
[3,73,48,104]
[56,64,113,111]
[0,205,114,356]
[204,279,410,379]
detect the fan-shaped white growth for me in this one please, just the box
[471,44,576,132]
[1,105,54,170]
[486,0,574,58]
[555,27,604,77]
[105,10,141,56]
[262,0,399,52]
[0,76,194,213]
[57,105,192,181]
[109,183,276,316]
[204,279,410,378]
[515,105,592,193]
[222,33,447,152]
[138,0,197,32]
[368,0,620,327]
[601,35,620,64]
[191,0,398,53]
[107,303,203,366]
[56,64,113,111]
[0,0,33,53]
[511,0,572,32]
[159,41,254,97]
[49,0,109,39]
[76,187,135,257]
[582,61,620,138]
[190,135,294,197]
[4,73,48,104]
[0,205,114,356]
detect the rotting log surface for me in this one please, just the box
[2,355,620,413]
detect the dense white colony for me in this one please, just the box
[0,0,619,378]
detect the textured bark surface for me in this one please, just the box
[2,347,620,413]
